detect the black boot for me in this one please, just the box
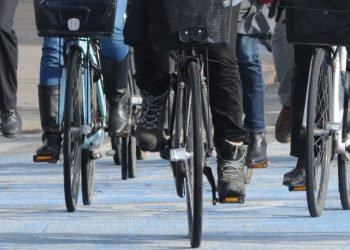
[215,140,246,198]
[101,54,130,137]
[35,85,61,163]
[136,90,168,152]
[246,132,268,168]
[283,156,305,187]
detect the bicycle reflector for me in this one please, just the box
[179,27,208,43]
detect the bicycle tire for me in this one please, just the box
[305,48,333,217]
[121,136,128,180]
[338,76,350,210]
[185,61,203,248]
[81,149,95,205]
[128,135,136,178]
[63,47,83,212]
[111,137,122,165]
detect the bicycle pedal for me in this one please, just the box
[247,161,269,169]
[288,185,306,191]
[218,196,245,204]
[33,154,58,163]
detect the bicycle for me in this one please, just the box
[111,50,144,180]
[148,0,247,247]
[32,0,116,212]
[283,0,350,217]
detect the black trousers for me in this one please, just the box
[290,44,314,157]
[0,0,18,112]
[133,5,248,143]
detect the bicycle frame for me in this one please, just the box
[302,46,350,159]
[57,38,107,150]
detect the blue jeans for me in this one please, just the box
[236,34,265,133]
[40,0,129,86]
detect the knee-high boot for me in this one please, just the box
[35,85,61,163]
[101,54,130,136]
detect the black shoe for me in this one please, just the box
[282,157,305,186]
[35,133,62,163]
[1,109,22,138]
[275,106,291,143]
[246,132,268,168]
[108,93,130,137]
[288,167,305,188]
[216,140,246,198]
[136,91,168,152]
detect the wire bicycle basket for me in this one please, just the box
[148,0,234,51]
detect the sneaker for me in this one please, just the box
[282,157,305,187]
[216,140,246,198]
[275,105,291,143]
[246,132,268,168]
[1,109,22,138]
[135,91,168,152]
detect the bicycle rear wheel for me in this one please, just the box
[184,61,203,248]
[338,73,350,210]
[63,47,83,212]
[128,135,136,178]
[305,48,333,217]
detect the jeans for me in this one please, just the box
[236,34,265,133]
[39,0,129,86]
[134,5,248,142]
[0,0,18,111]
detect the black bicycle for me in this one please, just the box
[148,0,235,247]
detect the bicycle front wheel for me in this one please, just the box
[185,61,203,248]
[338,72,350,210]
[63,47,83,212]
[305,48,333,217]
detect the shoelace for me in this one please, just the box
[140,94,164,130]
[220,160,242,180]
[218,146,245,180]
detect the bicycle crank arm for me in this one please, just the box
[203,165,217,205]
[92,149,115,159]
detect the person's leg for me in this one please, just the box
[271,14,294,143]
[208,4,248,198]
[283,44,313,187]
[236,33,268,168]
[36,37,63,162]
[100,0,130,136]
[133,39,170,152]
[0,0,21,138]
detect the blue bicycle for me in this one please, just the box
[33,0,116,212]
